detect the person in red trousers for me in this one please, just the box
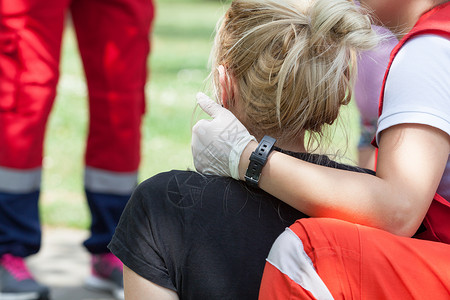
[0,0,154,299]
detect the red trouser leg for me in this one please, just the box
[69,0,154,254]
[259,262,318,300]
[0,0,70,257]
[0,0,70,170]
[70,0,155,173]
[291,218,450,299]
[259,225,334,300]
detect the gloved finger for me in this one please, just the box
[192,118,211,136]
[196,92,223,118]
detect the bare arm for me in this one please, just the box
[124,265,179,300]
[239,124,450,237]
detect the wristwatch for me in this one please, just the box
[245,135,277,188]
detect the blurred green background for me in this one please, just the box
[40,0,360,229]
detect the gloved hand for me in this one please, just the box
[192,92,256,179]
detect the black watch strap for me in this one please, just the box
[245,135,277,187]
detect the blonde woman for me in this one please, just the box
[193,0,450,243]
[109,0,379,298]
[193,0,450,298]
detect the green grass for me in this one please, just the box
[40,0,360,229]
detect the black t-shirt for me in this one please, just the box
[108,151,374,299]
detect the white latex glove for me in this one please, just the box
[192,92,256,179]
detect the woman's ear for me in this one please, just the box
[218,65,233,109]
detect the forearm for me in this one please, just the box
[240,144,405,233]
[239,125,449,236]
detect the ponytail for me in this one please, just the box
[211,0,379,145]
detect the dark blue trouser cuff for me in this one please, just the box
[0,191,41,257]
[83,190,130,254]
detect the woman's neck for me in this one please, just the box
[253,134,307,153]
[275,140,307,153]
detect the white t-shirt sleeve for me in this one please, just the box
[376,34,450,144]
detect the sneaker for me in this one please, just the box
[0,254,50,300]
[85,253,124,300]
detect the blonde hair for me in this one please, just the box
[210,0,378,147]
